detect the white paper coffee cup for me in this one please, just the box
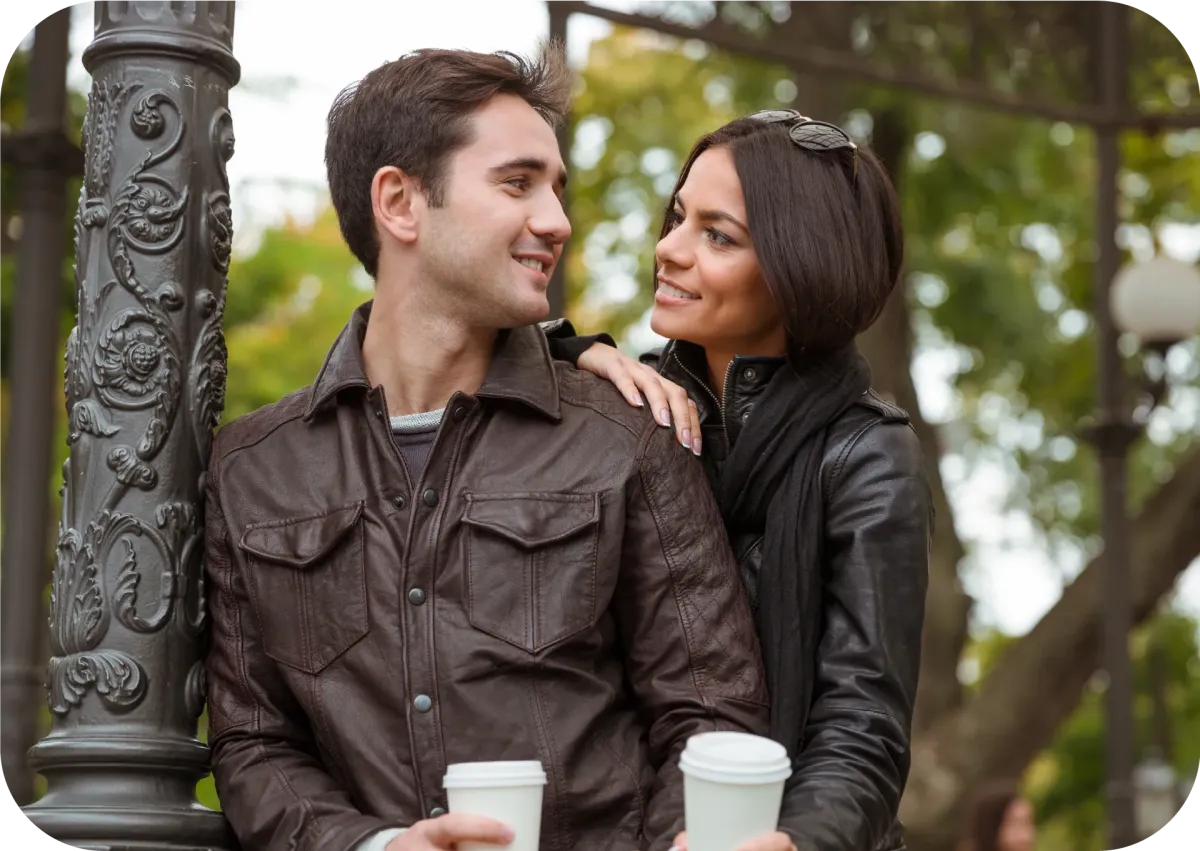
[679,732,792,851]
[443,760,547,851]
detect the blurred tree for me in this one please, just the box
[974,612,1200,851]
[561,6,1199,848]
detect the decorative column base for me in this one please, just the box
[25,736,236,849]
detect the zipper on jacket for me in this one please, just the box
[672,351,735,446]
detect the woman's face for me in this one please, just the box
[996,798,1036,851]
[649,146,787,358]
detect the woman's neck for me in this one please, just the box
[704,350,735,399]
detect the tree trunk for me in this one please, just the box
[900,446,1200,851]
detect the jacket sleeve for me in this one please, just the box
[778,421,931,851]
[613,420,772,849]
[538,317,617,367]
[204,445,408,851]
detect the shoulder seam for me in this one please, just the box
[824,418,918,501]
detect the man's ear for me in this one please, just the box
[372,166,423,245]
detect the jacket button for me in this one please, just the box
[413,694,432,713]
[423,488,439,507]
[430,807,447,818]
[392,495,406,510]
[743,367,756,380]
[408,588,426,606]
[741,410,752,423]
[453,406,466,422]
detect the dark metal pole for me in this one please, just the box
[21,4,240,848]
[0,7,76,807]
[1093,2,1138,847]
[547,0,570,321]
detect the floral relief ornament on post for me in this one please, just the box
[48,73,219,717]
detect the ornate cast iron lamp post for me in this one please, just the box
[21,4,240,848]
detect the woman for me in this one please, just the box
[546,110,932,851]
[959,783,1037,851]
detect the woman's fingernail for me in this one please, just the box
[632,391,644,407]
[682,428,692,448]
[660,409,672,427]
[692,437,702,456]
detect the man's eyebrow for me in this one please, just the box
[490,157,568,191]
[675,197,749,233]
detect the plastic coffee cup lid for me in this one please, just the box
[679,732,793,785]
[443,760,548,789]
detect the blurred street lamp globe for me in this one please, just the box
[1133,752,1180,838]
[1110,256,1200,343]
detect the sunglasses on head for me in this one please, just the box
[747,109,859,181]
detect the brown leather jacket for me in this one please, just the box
[203,303,770,851]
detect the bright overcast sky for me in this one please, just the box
[12,0,1196,634]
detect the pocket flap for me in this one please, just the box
[239,502,364,568]
[462,493,598,549]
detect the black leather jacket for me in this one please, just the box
[546,324,932,851]
[653,339,930,851]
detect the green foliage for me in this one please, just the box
[564,23,1200,844]
[1027,612,1200,850]
[221,209,369,423]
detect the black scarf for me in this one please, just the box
[714,343,872,755]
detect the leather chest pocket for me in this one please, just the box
[238,502,369,674]
[462,493,600,654]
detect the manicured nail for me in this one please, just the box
[681,428,692,449]
[692,437,702,456]
[660,408,672,427]
[631,391,644,407]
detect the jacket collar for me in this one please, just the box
[303,300,562,421]
[659,340,787,419]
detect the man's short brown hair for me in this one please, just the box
[324,41,571,277]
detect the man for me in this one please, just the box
[203,42,769,851]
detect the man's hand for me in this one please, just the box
[576,343,701,456]
[671,830,797,851]
[386,813,514,850]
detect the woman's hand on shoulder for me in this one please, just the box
[576,343,701,456]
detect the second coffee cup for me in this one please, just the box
[679,731,793,851]
[442,760,547,851]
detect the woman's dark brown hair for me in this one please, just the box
[659,114,905,353]
[963,781,1022,851]
[324,41,571,277]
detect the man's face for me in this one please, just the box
[417,93,571,328]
